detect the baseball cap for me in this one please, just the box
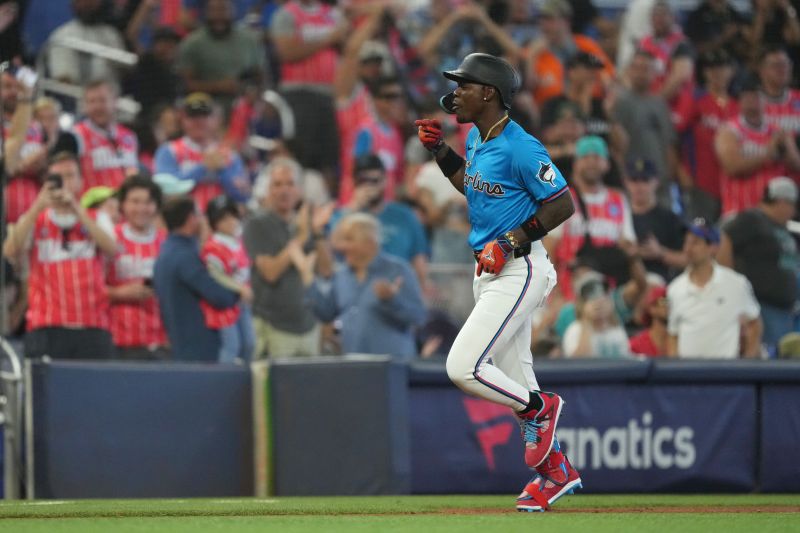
[575,135,609,159]
[152,25,181,43]
[539,0,572,18]
[206,195,240,229]
[183,92,214,116]
[765,176,799,203]
[738,74,761,95]
[354,153,385,177]
[699,49,732,68]
[566,52,604,70]
[80,186,116,209]
[687,217,720,244]
[153,173,195,196]
[626,157,658,181]
[552,100,582,122]
[359,40,385,63]
[575,271,609,301]
[778,332,800,358]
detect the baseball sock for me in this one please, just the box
[518,391,544,416]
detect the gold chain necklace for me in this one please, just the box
[482,114,510,143]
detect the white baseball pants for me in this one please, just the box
[446,241,557,411]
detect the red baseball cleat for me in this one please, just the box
[516,441,582,512]
[517,392,564,468]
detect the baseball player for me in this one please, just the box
[415,53,581,512]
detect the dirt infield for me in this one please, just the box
[441,505,800,515]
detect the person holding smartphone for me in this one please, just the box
[2,152,118,359]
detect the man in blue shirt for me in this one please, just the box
[153,196,241,361]
[305,213,426,360]
[415,53,578,512]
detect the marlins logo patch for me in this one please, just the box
[537,162,557,187]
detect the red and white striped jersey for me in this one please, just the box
[638,29,695,117]
[638,30,687,93]
[763,89,800,135]
[200,233,249,329]
[163,136,224,211]
[718,116,787,217]
[73,120,139,192]
[107,223,167,348]
[674,92,739,200]
[336,83,373,200]
[552,187,636,300]
[4,121,44,223]
[763,89,800,183]
[279,1,339,86]
[339,117,404,204]
[26,209,110,330]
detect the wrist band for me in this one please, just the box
[503,230,520,249]
[429,137,445,154]
[521,214,548,242]
[437,148,464,177]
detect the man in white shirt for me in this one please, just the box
[45,0,127,87]
[667,219,762,358]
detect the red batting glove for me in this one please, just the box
[415,119,444,153]
[476,238,514,276]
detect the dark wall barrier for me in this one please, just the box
[760,385,800,492]
[30,361,253,498]
[270,355,410,496]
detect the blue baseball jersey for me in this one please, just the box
[463,120,568,250]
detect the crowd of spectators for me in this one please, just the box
[2,0,800,362]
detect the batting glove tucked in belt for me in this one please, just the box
[477,237,514,276]
[415,119,444,153]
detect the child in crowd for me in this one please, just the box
[201,195,255,363]
[562,274,631,358]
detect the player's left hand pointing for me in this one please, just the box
[476,238,514,276]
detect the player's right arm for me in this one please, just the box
[414,119,465,194]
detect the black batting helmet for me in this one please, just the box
[440,53,521,114]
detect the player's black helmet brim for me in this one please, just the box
[439,92,457,114]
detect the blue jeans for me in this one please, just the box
[218,305,256,363]
[760,303,796,357]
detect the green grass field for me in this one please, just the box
[0,494,797,533]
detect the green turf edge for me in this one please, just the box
[0,494,798,519]
[2,513,800,533]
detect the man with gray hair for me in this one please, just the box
[243,156,333,358]
[304,212,426,359]
[718,177,800,355]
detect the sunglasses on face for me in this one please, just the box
[356,175,384,185]
[378,92,404,100]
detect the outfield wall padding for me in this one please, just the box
[21,358,800,498]
[269,355,410,496]
[29,361,253,498]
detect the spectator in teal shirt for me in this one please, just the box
[331,154,429,288]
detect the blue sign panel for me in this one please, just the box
[410,384,756,493]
